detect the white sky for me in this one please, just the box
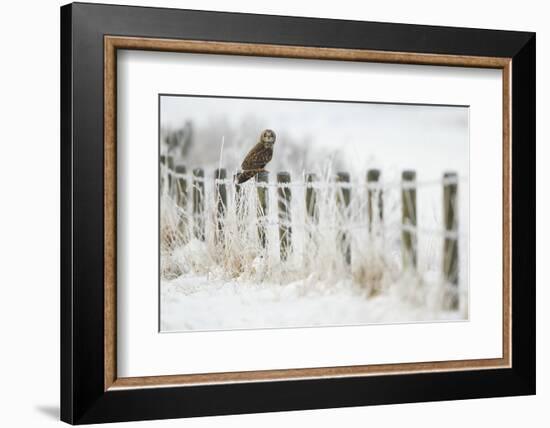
[160,95,468,180]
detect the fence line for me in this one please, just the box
[167,210,462,239]
[160,157,462,308]
[161,166,464,190]
[161,166,463,237]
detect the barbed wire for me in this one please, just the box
[161,165,462,242]
[166,207,461,240]
[161,165,465,190]
[234,217,462,239]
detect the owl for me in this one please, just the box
[235,129,276,184]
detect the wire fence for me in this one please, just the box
[160,156,464,308]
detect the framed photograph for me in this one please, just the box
[61,2,535,424]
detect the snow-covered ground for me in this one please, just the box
[159,169,469,332]
[160,274,466,332]
[159,97,470,333]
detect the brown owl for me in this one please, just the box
[235,129,276,184]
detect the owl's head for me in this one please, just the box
[260,129,276,147]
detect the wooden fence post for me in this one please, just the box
[166,155,174,196]
[277,172,292,261]
[160,155,166,193]
[256,171,269,248]
[214,168,227,242]
[401,170,417,270]
[337,172,351,265]
[234,178,243,232]
[367,169,383,232]
[193,168,205,240]
[443,172,459,308]
[175,164,187,206]
[175,164,187,235]
[305,173,318,223]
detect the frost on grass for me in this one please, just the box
[159,166,467,332]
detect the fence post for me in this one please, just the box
[193,168,205,240]
[367,169,383,232]
[305,173,318,223]
[277,172,292,261]
[256,171,269,248]
[443,172,459,308]
[166,155,174,196]
[214,168,227,242]
[175,164,187,235]
[337,172,351,265]
[234,178,243,232]
[160,155,165,193]
[401,170,417,270]
[175,164,187,206]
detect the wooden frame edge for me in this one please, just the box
[105,35,511,68]
[502,61,512,368]
[104,36,117,390]
[103,35,512,391]
[110,357,508,390]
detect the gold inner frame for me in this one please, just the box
[104,35,512,391]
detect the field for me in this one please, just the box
[159,96,469,332]
[159,163,468,332]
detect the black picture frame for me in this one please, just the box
[61,2,535,424]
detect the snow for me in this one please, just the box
[160,274,465,332]
[158,96,470,333]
